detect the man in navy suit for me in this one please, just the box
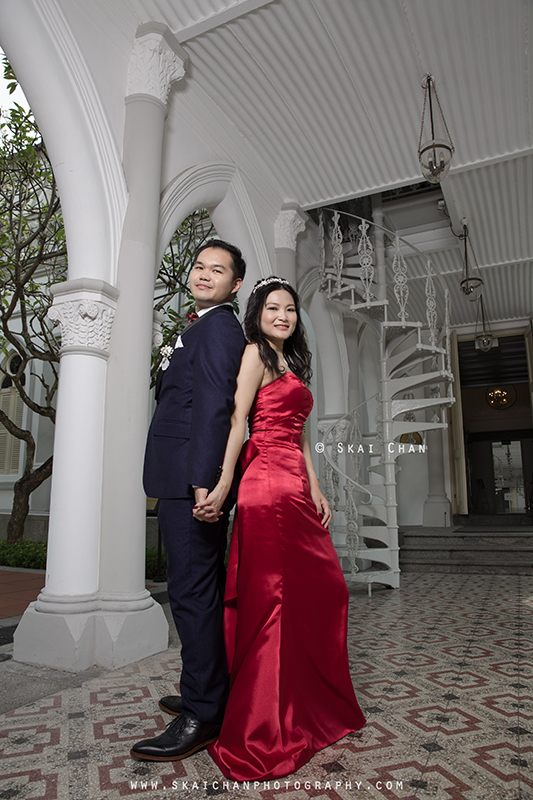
[131,240,246,762]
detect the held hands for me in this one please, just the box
[193,482,230,523]
[310,485,332,528]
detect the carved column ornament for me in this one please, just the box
[152,309,165,349]
[48,279,119,358]
[127,22,189,105]
[274,203,308,252]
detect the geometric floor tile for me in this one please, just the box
[403,704,483,735]
[470,743,533,788]
[425,669,490,689]
[481,694,533,720]
[0,572,532,800]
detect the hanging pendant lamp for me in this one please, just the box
[460,222,484,302]
[418,75,455,184]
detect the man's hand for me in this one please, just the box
[193,479,230,523]
[193,487,223,523]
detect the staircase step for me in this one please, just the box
[398,523,533,574]
[343,568,400,589]
[391,397,453,419]
[454,514,533,526]
[391,421,447,438]
[400,547,533,560]
[388,370,450,396]
[349,299,388,312]
[368,464,401,478]
[400,562,533,575]
[401,534,533,548]
[388,344,446,376]
[364,506,388,524]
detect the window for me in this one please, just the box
[0,355,25,475]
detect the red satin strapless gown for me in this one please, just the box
[208,372,365,780]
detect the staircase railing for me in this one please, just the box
[315,208,455,594]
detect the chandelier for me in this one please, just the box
[418,75,455,184]
[460,222,483,302]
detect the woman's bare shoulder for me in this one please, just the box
[239,342,263,368]
[232,343,265,407]
[243,342,261,358]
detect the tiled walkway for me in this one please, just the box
[0,567,45,619]
[0,572,532,800]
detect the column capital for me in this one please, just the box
[127,23,189,105]
[274,203,308,251]
[48,279,119,357]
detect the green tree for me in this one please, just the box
[0,69,67,543]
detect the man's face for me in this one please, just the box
[190,247,242,310]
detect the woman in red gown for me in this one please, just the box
[194,278,365,780]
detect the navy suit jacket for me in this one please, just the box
[143,305,246,499]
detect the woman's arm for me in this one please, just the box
[193,344,265,522]
[301,432,332,528]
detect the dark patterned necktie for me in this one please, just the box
[187,311,199,323]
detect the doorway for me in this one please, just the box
[467,435,533,515]
[492,440,525,513]
[458,332,533,517]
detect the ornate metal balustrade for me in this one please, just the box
[315,209,455,594]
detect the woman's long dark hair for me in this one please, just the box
[244,278,312,385]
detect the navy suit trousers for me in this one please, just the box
[158,497,229,724]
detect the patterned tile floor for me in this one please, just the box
[0,572,532,800]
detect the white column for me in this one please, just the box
[96,25,189,664]
[423,428,452,527]
[13,280,118,670]
[274,202,308,285]
[422,346,452,526]
[14,24,188,671]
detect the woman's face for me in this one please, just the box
[260,289,298,344]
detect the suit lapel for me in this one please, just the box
[156,305,237,400]
[180,304,235,339]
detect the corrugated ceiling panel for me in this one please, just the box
[59,0,533,331]
[69,0,242,45]
[183,0,530,207]
[186,2,414,202]
[444,261,533,327]
[140,0,245,32]
[403,0,531,162]
[446,157,533,266]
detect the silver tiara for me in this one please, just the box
[251,276,291,294]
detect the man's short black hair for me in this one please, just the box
[193,239,246,282]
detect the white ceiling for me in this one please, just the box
[12,0,533,327]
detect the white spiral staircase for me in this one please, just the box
[316,208,455,594]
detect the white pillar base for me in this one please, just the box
[13,601,168,672]
[423,495,452,527]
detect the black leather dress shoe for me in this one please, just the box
[159,695,182,716]
[130,714,220,761]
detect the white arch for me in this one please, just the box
[158,163,271,295]
[1,0,127,284]
[299,268,349,417]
